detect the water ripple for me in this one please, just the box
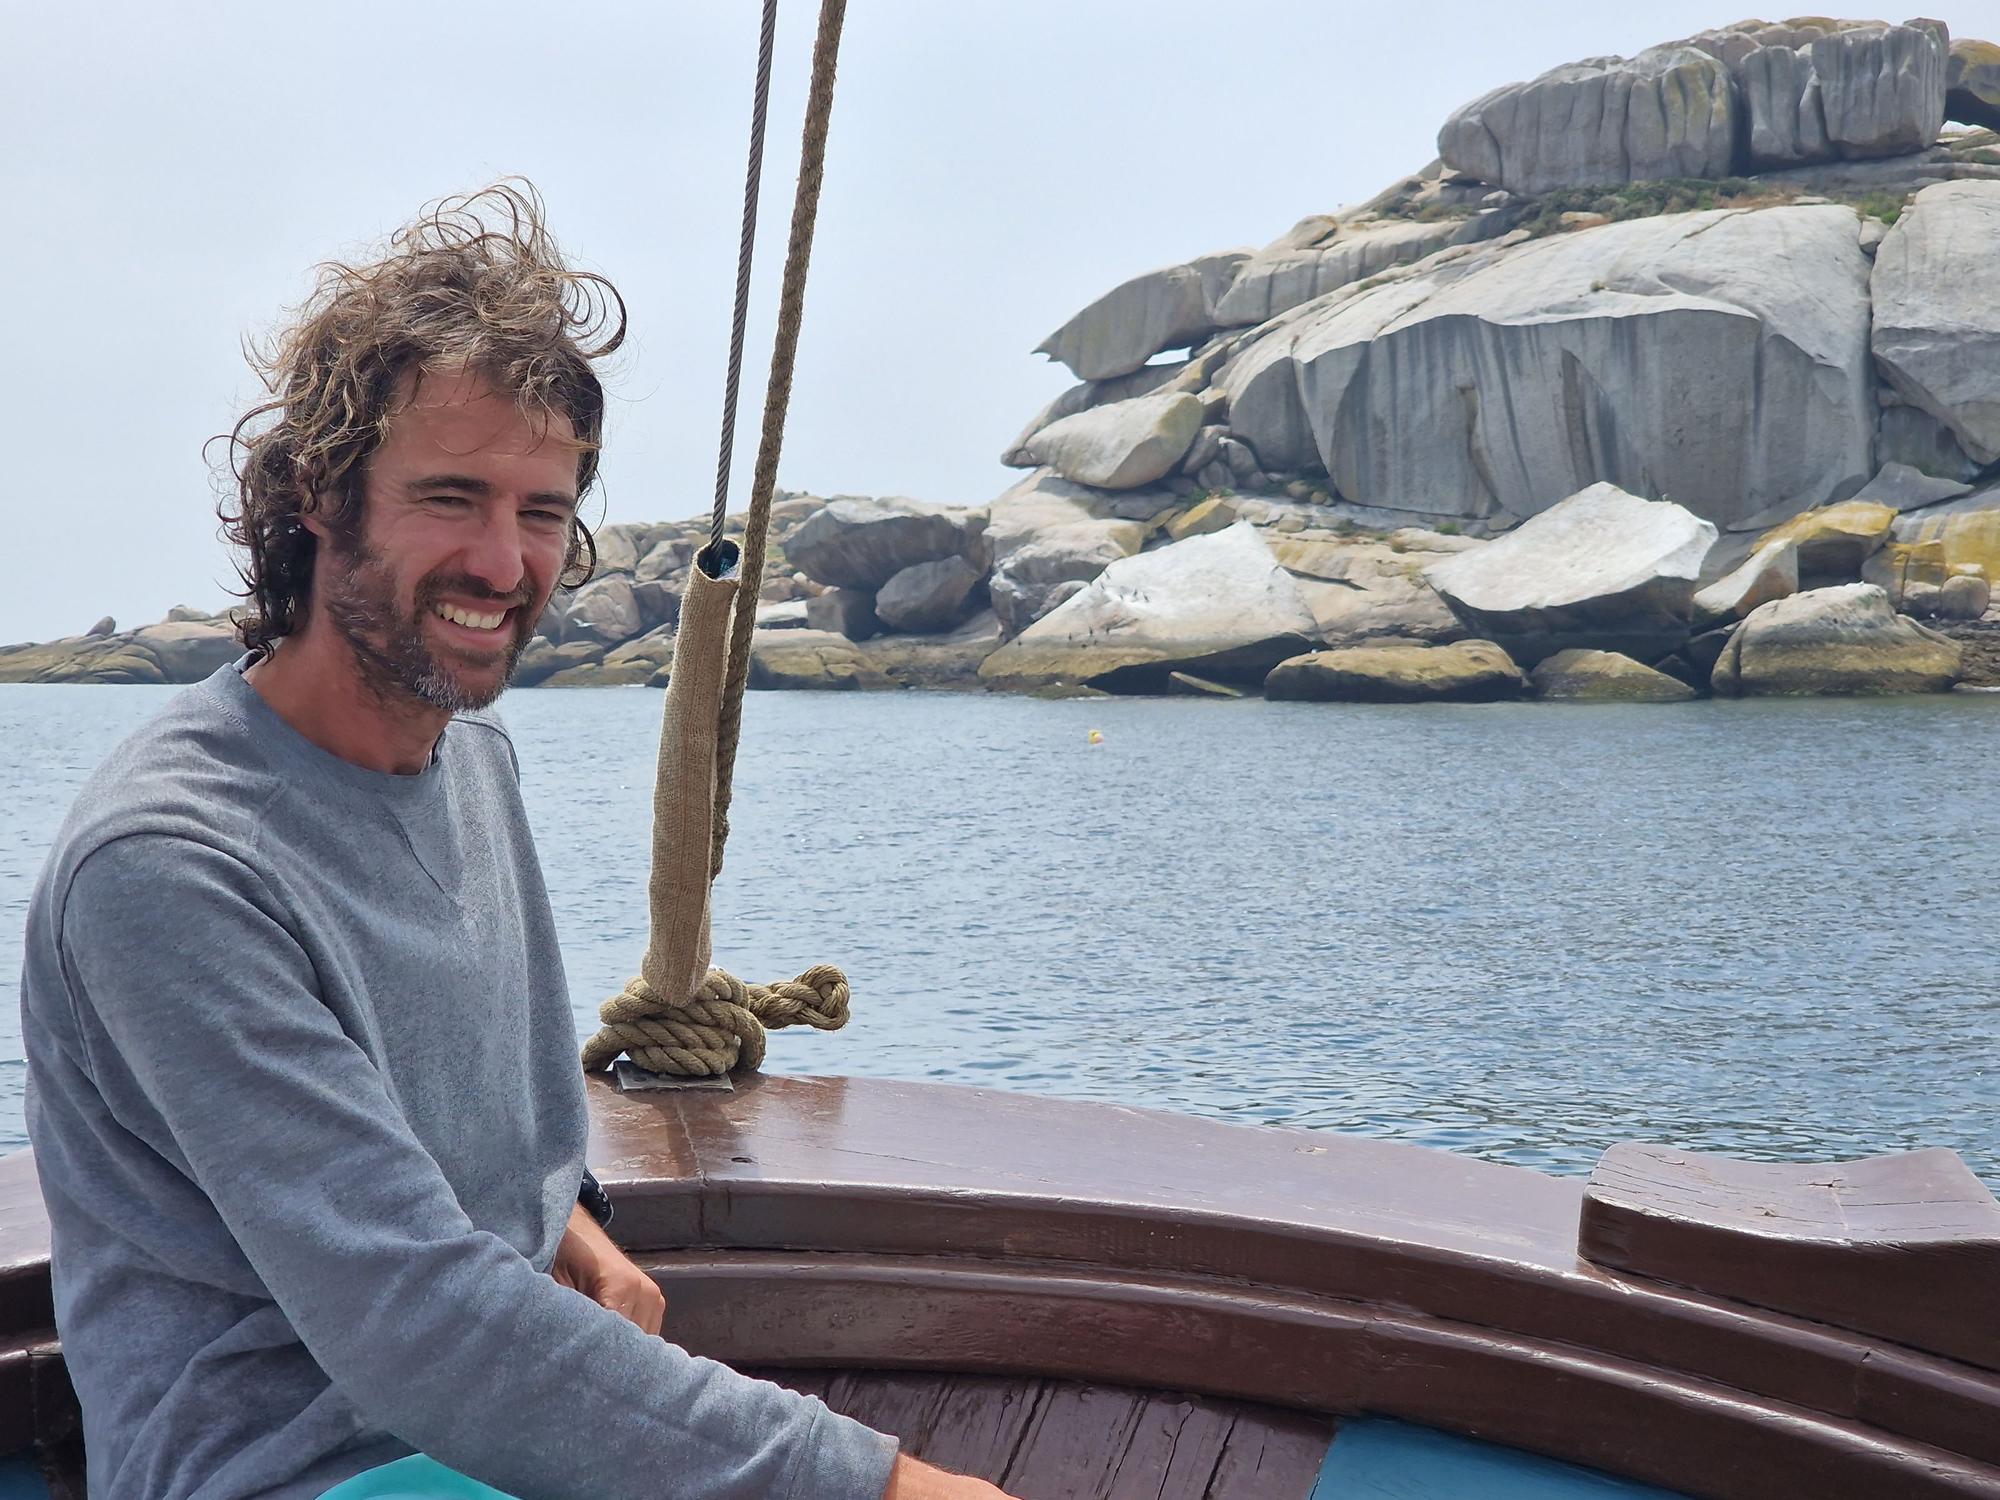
[1,685,1994,1190]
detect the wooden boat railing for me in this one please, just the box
[4,1073,1998,1498]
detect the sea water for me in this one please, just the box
[3,682,1994,1186]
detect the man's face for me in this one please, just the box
[313,366,581,714]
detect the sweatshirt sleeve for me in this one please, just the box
[58,832,898,1500]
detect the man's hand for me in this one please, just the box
[549,1203,666,1336]
[881,1453,1021,1499]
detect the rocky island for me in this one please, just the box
[7,16,1998,702]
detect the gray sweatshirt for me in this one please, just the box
[18,658,898,1500]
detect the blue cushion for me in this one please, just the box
[320,1454,520,1499]
[1312,1417,1687,1498]
[0,1456,51,1499]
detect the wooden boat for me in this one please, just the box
[4,1071,1997,1498]
[8,12,1999,1492]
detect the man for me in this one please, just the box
[19,184,1015,1500]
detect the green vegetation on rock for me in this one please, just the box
[1850,190,1908,224]
[1523,177,1780,237]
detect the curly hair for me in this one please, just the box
[219,180,625,658]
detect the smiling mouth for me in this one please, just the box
[434,604,512,632]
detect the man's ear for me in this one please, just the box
[299,494,335,543]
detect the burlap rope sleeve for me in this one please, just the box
[581,0,852,1080]
[579,563,850,1078]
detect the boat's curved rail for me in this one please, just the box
[3,1073,1997,1499]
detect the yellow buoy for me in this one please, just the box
[1087,729,1104,745]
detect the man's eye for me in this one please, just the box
[426,494,470,507]
[525,510,568,525]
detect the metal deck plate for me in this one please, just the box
[613,1060,734,1092]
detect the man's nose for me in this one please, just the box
[463,507,527,598]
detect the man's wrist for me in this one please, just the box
[882,1452,1005,1498]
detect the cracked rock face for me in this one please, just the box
[1529,648,1697,701]
[1437,44,1737,194]
[1269,535,1467,645]
[1950,38,2000,128]
[1692,539,1800,629]
[1265,639,1529,703]
[784,497,986,592]
[1423,483,1718,667]
[1870,180,2000,468]
[1698,19,1952,169]
[1754,499,1898,583]
[1034,251,1248,382]
[1440,21,1959,189]
[1000,361,1191,468]
[1809,20,1950,159]
[1710,582,1961,695]
[1212,219,1465,328]
[562,574,641,645]
[1869,484,2000,604]
[1019,391,1204,491]
[1877,402,1984,483]
[978,522,1318,691]
[873,556,983,635]
[1221,205,1875,531]
[1735,40,1834,168]
[988,524,1144,638]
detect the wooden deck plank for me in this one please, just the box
[906,1375,1048,1480]
[825,1371,957,1456]
[1101,1397,1236,1500]
[998,1382,1152,1497]
[753,1369,1052,1480]
[748,1368,1331,1500]
[1202,1407,1338,1499]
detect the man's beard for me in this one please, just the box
[319,534,536,714]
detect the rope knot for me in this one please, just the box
[581,964,850,1078]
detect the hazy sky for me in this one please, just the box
[3,2,1990,643]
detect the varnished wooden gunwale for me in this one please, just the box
[2,1074,1998,1498]
[582,1074,2000,1489]
[640,1249,1999,1498]
[1583,1141,2000,1371]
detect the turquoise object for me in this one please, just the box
[0,1456,49,1499]
[319,1454,521,1499]
[1311,1418,1688,1498]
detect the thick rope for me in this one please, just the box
[582,965,850,1078]
[711,0,847,881]
[584,0,851,1080]
[709,0,778,557]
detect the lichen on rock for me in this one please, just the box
[1710,583,1962,695]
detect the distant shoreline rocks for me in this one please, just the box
[0,612,243,686]
[8,17,2000,705]
[9,477,1995,704]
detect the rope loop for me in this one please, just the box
[582,964,851,1078]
